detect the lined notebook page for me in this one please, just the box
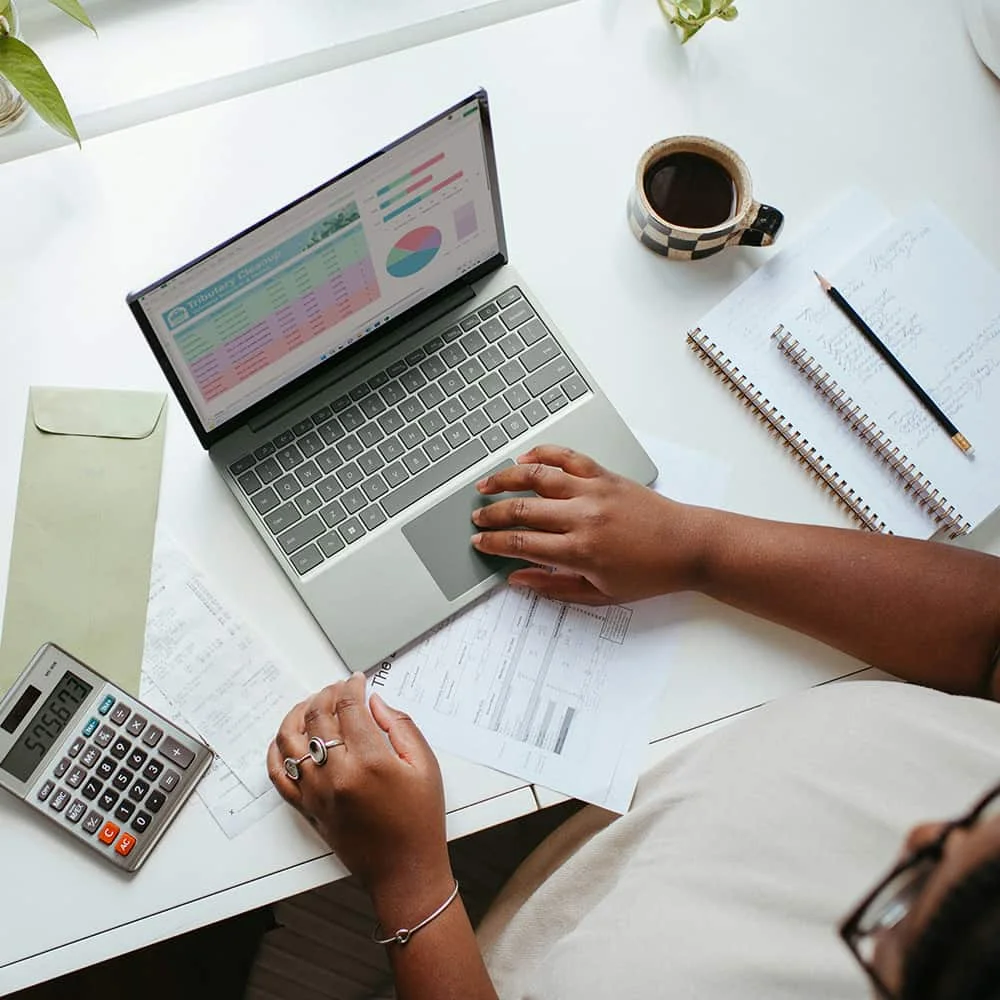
[781,204,1000,532]
[692,190,940,538]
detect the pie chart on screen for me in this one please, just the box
[386,226,442,278]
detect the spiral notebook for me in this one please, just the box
[687,192,1000,539]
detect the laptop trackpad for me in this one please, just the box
[401,462,532,601]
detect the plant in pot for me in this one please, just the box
[0,0,94,143]
[658,0,739,42]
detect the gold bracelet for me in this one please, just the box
[372,880,460,946]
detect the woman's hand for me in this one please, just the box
[471,445,712,604]
[268,673,452,904]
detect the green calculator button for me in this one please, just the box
[98,695,115,715]
[83,718,99,737]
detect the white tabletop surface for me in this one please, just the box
[1,0,1000,990]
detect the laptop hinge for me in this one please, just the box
[247,283,478,434]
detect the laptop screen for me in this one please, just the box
[129,92,504,444]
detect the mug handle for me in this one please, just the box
[737,202,784,247]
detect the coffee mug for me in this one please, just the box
[627,136,783,260]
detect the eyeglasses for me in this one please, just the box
[839,780,1000,999]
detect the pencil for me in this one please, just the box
[813,271,973,456]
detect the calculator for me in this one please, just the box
[0,643,212,872]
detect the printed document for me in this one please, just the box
[141,536,306,834]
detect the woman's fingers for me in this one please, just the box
[301,684,346,745]
[331,673,383,758]
[507,568,612,604]
[475,460,582,499]
[370,693,436,768]
[267,738,304,807]
[471,524,571,566]
[516,445,606,479]
[274,698,310,758]
[472,495,571,532]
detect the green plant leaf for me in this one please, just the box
[0,35,80,144]
[47,0,95,33]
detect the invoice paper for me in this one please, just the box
[141,536,307,825]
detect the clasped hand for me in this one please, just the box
[268,673,451,894]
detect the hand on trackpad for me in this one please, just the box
[401,462,532,601]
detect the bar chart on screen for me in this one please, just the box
[377,151,465,224]
[454,202,478,241]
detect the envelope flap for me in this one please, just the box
[30,387,167,440]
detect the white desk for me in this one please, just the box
[1,0,999,991]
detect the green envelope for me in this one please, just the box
[0,387,167,697]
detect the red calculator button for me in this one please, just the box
[115,834,136,857]
[98,821,120,845]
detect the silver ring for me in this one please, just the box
[283,752,311,781]
[307,736,346,766]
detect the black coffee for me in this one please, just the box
[642,151,737,229]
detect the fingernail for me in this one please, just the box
[352,671,365,681]
[471,508,482,523]
[475,478,487,490]
[470,533,482,546]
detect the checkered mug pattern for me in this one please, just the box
[627,136,783,260]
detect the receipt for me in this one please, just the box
[142,537,308,799]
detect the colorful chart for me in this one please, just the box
[386,227,442,278]
[174,225,381,404]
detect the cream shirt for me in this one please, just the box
[479,681,1000,999]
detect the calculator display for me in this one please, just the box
[0,672,92,782]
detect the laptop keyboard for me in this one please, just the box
[226,286,591,576]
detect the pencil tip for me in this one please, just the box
[813,271,832,292]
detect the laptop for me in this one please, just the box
[127,90,656,671]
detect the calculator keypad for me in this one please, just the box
[141,725,164,748]
[29,687,205,869]
[125,715,147,738]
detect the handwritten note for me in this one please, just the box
[142,537,308,799]
[140,675,284,838]
[784,203,1000,530]
[693,190,938,537]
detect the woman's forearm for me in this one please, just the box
[371,874,498,1000]
[689,507,1000,697]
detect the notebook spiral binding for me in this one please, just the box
[686,327,970,539]
[770,327,969,538]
